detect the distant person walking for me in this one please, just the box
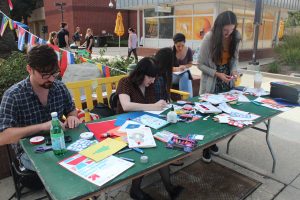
[57,22,70,49]
[84,28,94,57]
[128,27,138,63]
[73,26,82,46]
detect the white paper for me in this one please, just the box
[145,104,181,115]
[195,102,222,113]
[217,102,234,114]
[173,69,189,75]
[59,155,134,187]
[244,88,269,96]
[238,94,250,102]
[127,127,156,148]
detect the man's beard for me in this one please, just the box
[40,81,53,89]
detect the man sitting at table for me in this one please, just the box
[0,45,80,172]
[117,57,183,200]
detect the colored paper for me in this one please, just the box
[59,154,134,187]
[127,127,156,148]
[79,138,127,162]
[114,112,146,126]
[86,119,117,141]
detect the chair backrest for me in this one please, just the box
[66,75,127,110]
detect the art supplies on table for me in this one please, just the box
[59,154,134,187]
[153,130,176,143]
[194,102,222,114]
[270,82,300,104]
[254,97,292,112]
[132,114,169,129]
[199,93,238,104]
[114,112,146,126]
[85,119,117,141]
[126,127,157,148]
[243,88,269,96]
[166,135,197,152]
[79,138,127,162]
[119,120,145,132]
[145,104,181,115]
[179,114,202,123]
[217,103,260,121]
[67,139,97,152]
[187,134,204,141]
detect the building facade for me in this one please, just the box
[28,0,138,41]
[117,0,300,50]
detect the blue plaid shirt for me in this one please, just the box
[0,77,75,155]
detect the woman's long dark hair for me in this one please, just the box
[172,33,186,67]
[129,57,159,86]
[154,47,173,100]
[210,11,240,64]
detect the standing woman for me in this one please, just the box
[85,28,94,55]
[198,11,241,163]
[128,27,138,63]
[172,33,193,98]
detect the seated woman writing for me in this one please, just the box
[116,57,183,200]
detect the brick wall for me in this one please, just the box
[44,0,137,41]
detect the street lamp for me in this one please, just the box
[55,2,66,22]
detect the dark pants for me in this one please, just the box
[128,48,138,63]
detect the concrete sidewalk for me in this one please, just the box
[1,51,299,200]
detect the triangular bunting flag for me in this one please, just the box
[60,50,68,77]
[105,66,111,77]
[8,19,13,30]
[67,51,75,64]
[0,16,8,36]
[27,33,36,49]
[17,27,26,51]
[8,0,13,11]
[96,63,102,71]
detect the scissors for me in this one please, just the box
[34,146,52,153]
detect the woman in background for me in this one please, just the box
[85,28,94,55]
[172,33,193,98]
[198,11,241,163]
[47,31,58,46]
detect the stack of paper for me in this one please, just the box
[127,127,156,148]
[195,102,222,113]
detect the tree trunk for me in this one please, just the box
[0,0,18,59]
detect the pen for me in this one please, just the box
[118,148,132,154]
[251,100,261,106]
[132,147,144,154]
[120,157,135,162]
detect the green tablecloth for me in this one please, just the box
[20,97,281,200]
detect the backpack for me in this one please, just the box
[90,92,119,118]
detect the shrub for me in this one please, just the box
[268,62,281,74]
[0,51,28,99]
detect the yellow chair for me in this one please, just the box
[66,75,190,111]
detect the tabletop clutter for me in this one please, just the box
[28,84,297,187]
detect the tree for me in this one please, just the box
[11,0,37,25]
[286,11,300,27]
[0,0,18,59]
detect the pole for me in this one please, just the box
[61,5,64,22]
[250,0,263,66]
[119,36,120,51]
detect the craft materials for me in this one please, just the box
[67,139,97,152]
[127,127,156,148]
[132,147,144,154]
[30,136,45,145]
[166,136,197,152]
[85,119,117,141]
[118,148,132,154]
[140,155,149,163]
[132,114,169,129]
[167,105,178,123]
[153,130,176,143]
[34,146,52,153]
[80,132,94,140]
[119,157,135,162]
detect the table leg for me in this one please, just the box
[265,119,276,173]
[226,135,236,154]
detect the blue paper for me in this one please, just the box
[115,112,159,126]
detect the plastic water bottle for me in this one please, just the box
[167,105,177,123]
[254,71,263,89]
[50,112,66,155]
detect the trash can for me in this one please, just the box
[93,36,100,47]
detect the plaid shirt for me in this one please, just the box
[0,77,75,155]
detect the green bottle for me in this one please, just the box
[50,112,66,155]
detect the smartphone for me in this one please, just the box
[45,136,72,145]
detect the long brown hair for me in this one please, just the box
[210,11,240,64]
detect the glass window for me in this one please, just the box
[193,16,213,40]
[159,18,174,39]
[144,9,157,17]
[145,18,158,38]
[175,5,193,16]
[158,7,174,16]
[175,17,193,40]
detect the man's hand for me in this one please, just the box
[64,116,80,129]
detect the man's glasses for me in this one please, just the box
[39,70,61,79]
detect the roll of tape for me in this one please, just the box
[80,132,94,140]
[30,136,45,145]
[140,155,148,163]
